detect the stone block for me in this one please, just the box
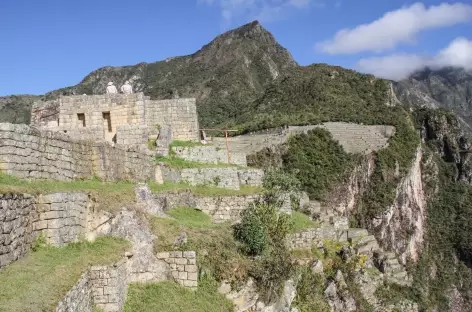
[156,252,170,259]
[175,258,187,265]
[185,265,197,273]
[183,280,198,288]
[187,272,198,281]
[178,271,187,279]
[183,251,196,259]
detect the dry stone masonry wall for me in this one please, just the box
[155,164,264,190]
[0,123,155,182]
[171,146,248,166]
[115,124,152,146]
[90,259,128,312]
[156,251,198,289]
[144,98,199,141]
[0,193,37,269]
[34,193,90,246]
[31,93,200,143]
[211,123,395,156]
[54,259,129,312]
[54,272,93,312]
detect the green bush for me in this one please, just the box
[250,246,294,303]
[234,206,269,255]
[234,198,292,255]
[293,268,330,312]
[282,128,356,200]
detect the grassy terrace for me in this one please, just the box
[0,237,129,312]
[0,172,263,208]
[155,155,239,169]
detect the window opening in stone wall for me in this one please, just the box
[77,113,86,127]
[102,112,112,133]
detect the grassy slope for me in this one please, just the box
[124,280,233,312]
[0,237,129,312]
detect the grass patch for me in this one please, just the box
[124,279,233,312]
[155,155,237,169]
[0,236,129,312]
[149,181,263,197]
[0,172,136,213]
[170,140,210,148]
[290,211,319,233]
[150,207,250,285]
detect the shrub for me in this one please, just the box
[250,246,294,303]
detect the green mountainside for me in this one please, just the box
[3,20,472,311]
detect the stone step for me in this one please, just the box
[356,240,380,255]
[355,235,377,246]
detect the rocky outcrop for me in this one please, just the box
[108,209,169,283]
[373,147,426,264]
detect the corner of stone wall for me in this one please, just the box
[90,258,128,312]
[156,251,198,290]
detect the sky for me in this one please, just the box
[1,0,471,96]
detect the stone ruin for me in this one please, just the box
[30,92,200,145]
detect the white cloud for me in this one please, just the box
[316,2,472,54]
[357,37,472,80]
[199,0,321,25]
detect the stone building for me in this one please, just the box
[30,92,200,145]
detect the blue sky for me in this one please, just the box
[1,0,471,96]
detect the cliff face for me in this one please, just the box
[372,147,426,264]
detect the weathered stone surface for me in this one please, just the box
[108,209,169,283]
[0,193,37,269]
[0,123,155,182]
[171,146,247,166]
[54,272,93,312]
[158,250,198,289]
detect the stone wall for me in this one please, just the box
[54,259,128,312]
[156,251,198,289]
[144,98,199,141]
[154,190,296,223]
[237,168,264,187]
[34,193,90,246]
[171,146,248,166]
[31,93,200,143]
[287,227,346,250]
[115,124,153,146]
[155,164,264,190]
[54,272,93,312]
[0,123,155,182]
[0,193,37,269]
[90,259,128,312]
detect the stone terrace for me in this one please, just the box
[210,122,395,155]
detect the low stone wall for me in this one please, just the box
[34,193,89,246]
[287,227,347,250]
[155,164,264,190]
[0,193,37,269]
[54,272,93,312]
[1,191,94,269]
[0,123,155,182]
[54,259,128,312]
[156,251,198,289]
[91,259,128,312]
[171,146,248,167]
[237,168,264,187]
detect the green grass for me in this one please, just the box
[155,155,237,169]
[290,211,319,233]
[167,206,214,228]
[124,280,233,312]
[0,172,136,212]
[149,181,263,197]
[170,140,211,148]
[0,236,130,312]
